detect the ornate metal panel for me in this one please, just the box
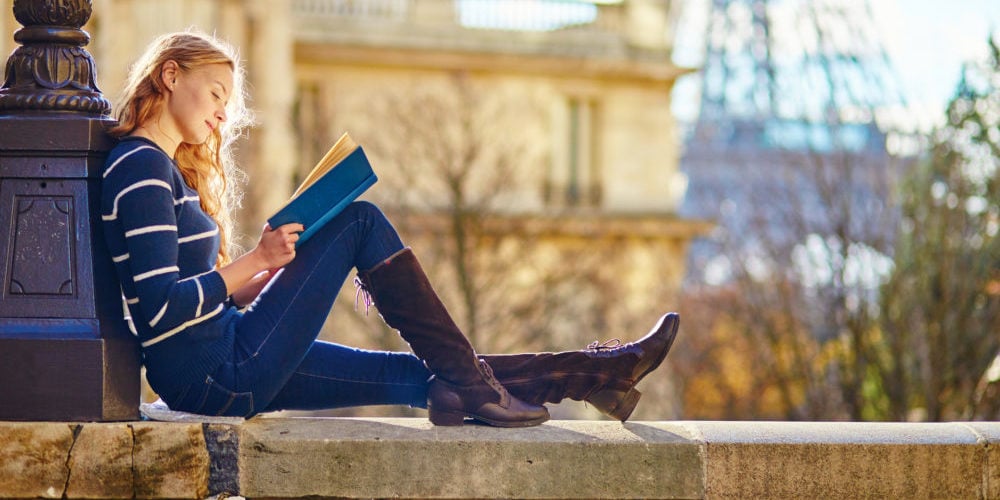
[0,177,94,319]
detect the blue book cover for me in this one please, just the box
[267,133,378,246]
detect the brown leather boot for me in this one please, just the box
[356,248,549,427]
[482,313,679,421]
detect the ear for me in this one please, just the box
[159,60,180,91]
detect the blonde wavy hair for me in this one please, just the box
[109,31,252,266]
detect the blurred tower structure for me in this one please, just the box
[679,0,912,285]
[692,0,907,147]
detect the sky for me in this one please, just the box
[670,0,1000,132]
[877,0,1000,129]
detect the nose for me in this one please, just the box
[216,106,227,124]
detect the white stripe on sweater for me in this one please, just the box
[175,195,200,205]
[112,253,129,263]
[195,279,204,317]
[178,271,213,317]
[180,270,214,281]
[102,179,172,221]
[149,300,170,328]
[141,304,225,348]
[103,145,157,179]
[119,285,139,337]
[133,266,179,282]
[125,225,177,238]
[178,228,218,244]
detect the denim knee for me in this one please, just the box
[347,200,389,227]
[343,200,404,270]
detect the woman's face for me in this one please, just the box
[162,62,233,145]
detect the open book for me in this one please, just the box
[267,132,378,247]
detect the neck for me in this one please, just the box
[134,123,180,157]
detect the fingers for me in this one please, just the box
[264,222,303,235]
[259,223,304,268]
[275,223,302,250]
[263,224,302,248]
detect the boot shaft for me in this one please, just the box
[483,350,641,405]
[357,248,480,385]
[356,248,550,426]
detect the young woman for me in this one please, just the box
[101,31,680,427]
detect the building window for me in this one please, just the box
[547,97,601,208]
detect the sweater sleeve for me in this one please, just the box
[101,148,229,336]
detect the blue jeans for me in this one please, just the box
[169,202,433,417]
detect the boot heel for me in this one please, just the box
[587,387,642,422]
[428,407,467,426]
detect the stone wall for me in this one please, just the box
[2,418,998,499]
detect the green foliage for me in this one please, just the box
[879,35,1000,421]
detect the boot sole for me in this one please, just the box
[588,387,642,422]
[429,408,550,428]
[615,387,642,421]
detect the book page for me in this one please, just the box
[291,132,358,198]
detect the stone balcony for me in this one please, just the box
[2,417,998,499]
[290,0,679,62]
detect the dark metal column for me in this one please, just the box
[0,0,139,421]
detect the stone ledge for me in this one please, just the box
[240,418,703,499]
[1,418,998,499]
[694,421,995,499]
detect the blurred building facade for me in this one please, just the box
[1,0,705,419]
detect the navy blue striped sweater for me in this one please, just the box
[101,136,238,391]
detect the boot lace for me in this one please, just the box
[353,277,373,315]
[477,358,511,408]
[587,338,622,351]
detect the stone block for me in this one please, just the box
[959,422,1000,500]
[0,422,75,498]
[65,424,134,499]
[205,423,241,496]
[696,421,985,499]
[239,417,704,499]
[131,422,211,499]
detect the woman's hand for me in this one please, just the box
[217,222,303,300]
[251,223,303,270]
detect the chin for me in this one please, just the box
[181,135,211,146]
